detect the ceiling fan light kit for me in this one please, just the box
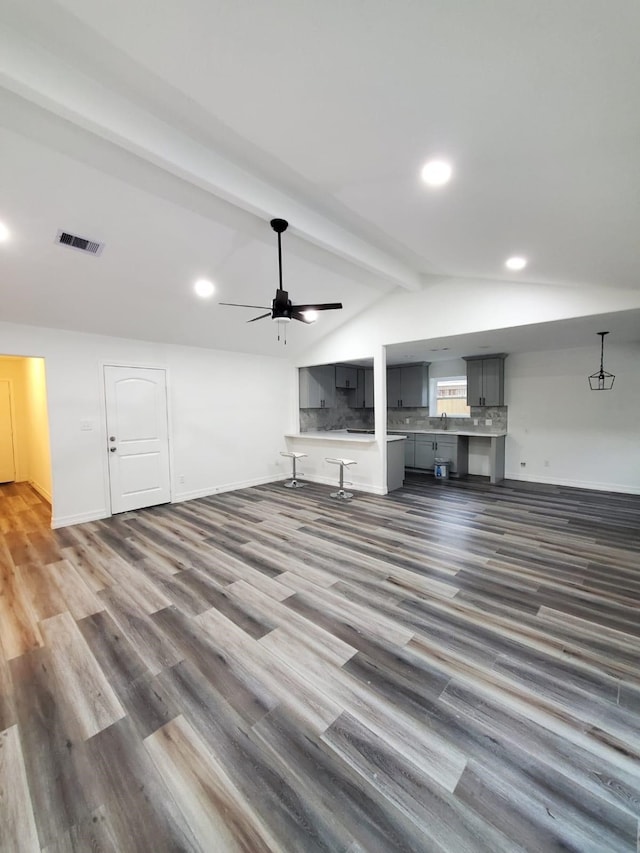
[219,218,343,343]
[588,331,615,391]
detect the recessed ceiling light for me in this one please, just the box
[420,159,453,187]
[194,278,215,298]
[301,309,319,323]
[0,222,10,242]
[505,256,527,271]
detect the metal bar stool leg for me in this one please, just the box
[326,457,356,500]
[280,451,307,488]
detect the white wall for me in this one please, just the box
[298,276,640,367]
[0,322,293,527]
[505,342,640,493]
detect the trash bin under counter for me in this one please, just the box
[434,459,450,480]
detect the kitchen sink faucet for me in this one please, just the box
[440,412,448,429]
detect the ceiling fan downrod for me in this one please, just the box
[270,218,289,294]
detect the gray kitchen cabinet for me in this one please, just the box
[387,363,429,408]
[350,368,374,408]
[411,433,469,475]
[464,355,506,406]
[404,434,415,468]
[335,364,358,389]
[387,367,402,407]
[364,368,374,408]
[414,434,436,470]
[299,365,336,408]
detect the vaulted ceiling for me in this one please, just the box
[1,1,639,356]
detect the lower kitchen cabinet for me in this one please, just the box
[414,435,436,470]
[404,434,415,468]
[408,433,469,476]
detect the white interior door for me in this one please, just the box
[0,380,16,483]
[104,366,171,514]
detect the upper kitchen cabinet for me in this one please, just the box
[364,369,374,408]
[299,365,336,408]
[335,364,358,390]
[387,363,429,408]
[463,355,506,406]
[349,368,374,408]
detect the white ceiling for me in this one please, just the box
[1,0,639,356]
[386,308,640,365]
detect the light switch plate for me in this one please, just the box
[80,419,93,431]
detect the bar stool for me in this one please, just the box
[280,451,307,488]
[325,457,357,500]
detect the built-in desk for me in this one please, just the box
[389,429,506,484]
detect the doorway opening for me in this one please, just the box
[0,355,53,522]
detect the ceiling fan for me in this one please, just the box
[220,219,343,339]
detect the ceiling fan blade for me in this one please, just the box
[292,302,343,312]
[219,302,271,309]
[247,312,272,323]
[291,310,314,324]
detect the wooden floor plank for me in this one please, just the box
[38,612,126,741]
[10,647,102,847]
[1,477,639,851]
[145,715,278,852]
[0,724,40,853]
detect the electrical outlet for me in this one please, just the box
[80,419,93,431]
[485,418,493,426]
[178,475,185,484]
[473,418,479,426]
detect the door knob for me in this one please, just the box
[109,447,117,452]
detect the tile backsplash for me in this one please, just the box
[387,406,508,434]
[300,389,374,432]
[300,394,507,434]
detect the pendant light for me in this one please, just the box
[588,331,615,390]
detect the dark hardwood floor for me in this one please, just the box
[1,475,639,852]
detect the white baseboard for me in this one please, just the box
[29,480,52,504]
[505,471,640,495]
[51,473,390,529]
[52,508,109,529]
[172,473,283,503]
[299,474,388,496]
[174,474,388,501]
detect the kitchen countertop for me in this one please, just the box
[286,431,405,443]
[389,429,507,437]
[288,429,506,441]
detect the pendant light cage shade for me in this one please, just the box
[588,331,615,391]
[588,369,615,391]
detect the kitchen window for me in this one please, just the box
[432,376,470,417]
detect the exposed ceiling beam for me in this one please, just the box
[0,27,421,291]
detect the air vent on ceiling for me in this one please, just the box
[55,230,104,256]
